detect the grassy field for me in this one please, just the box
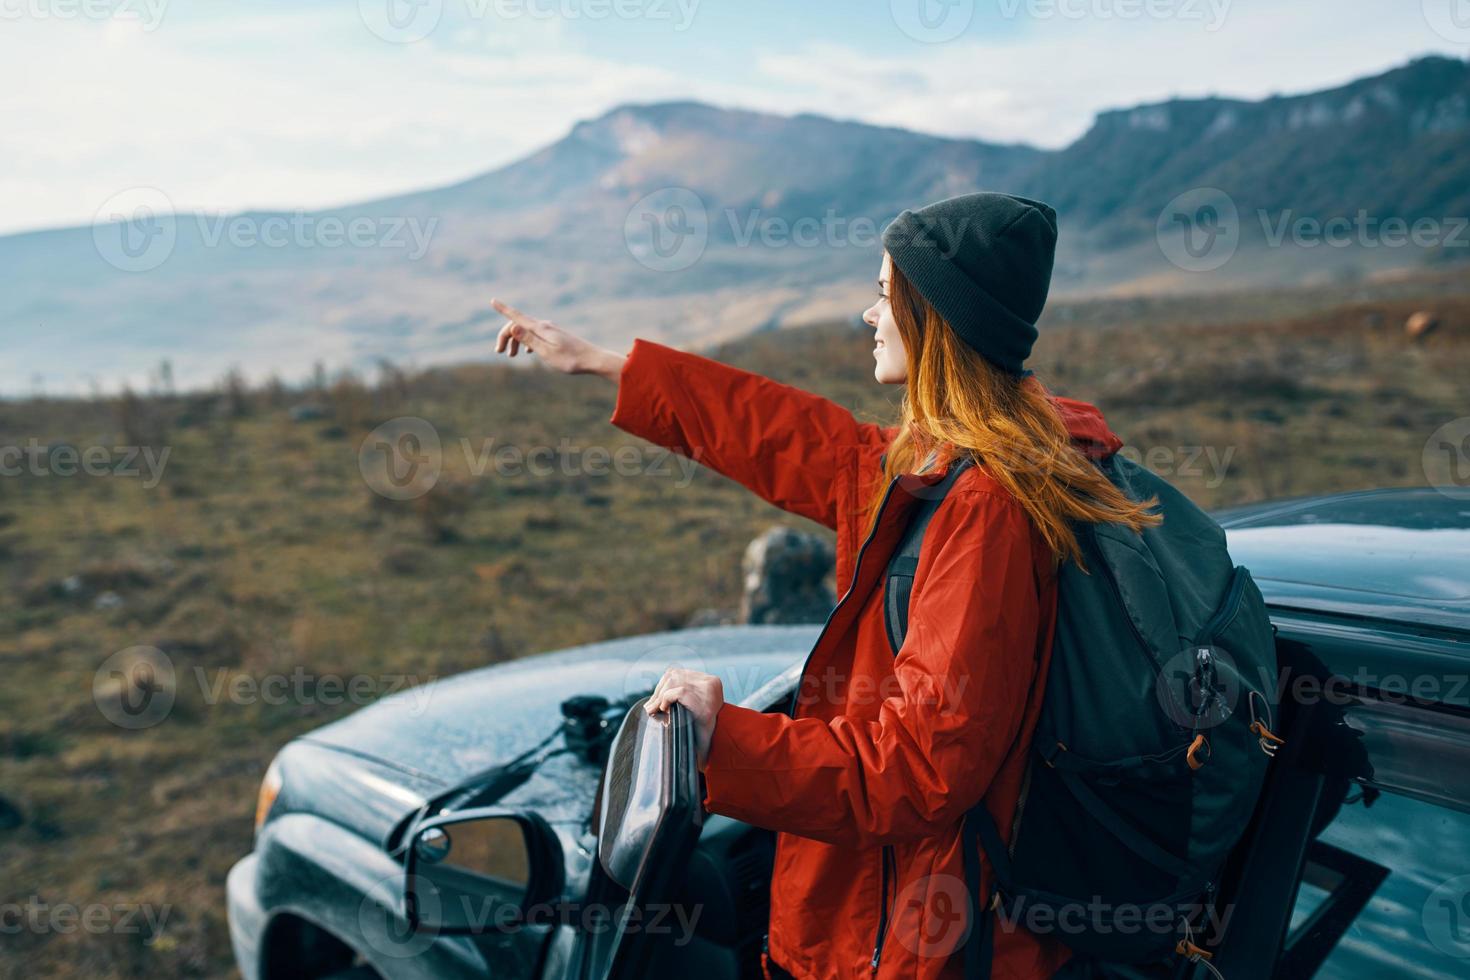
[2,281,1468,978]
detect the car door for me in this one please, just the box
[1208,613,1470,977]
[585,698,705,980]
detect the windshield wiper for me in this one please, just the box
[386,692,650,856]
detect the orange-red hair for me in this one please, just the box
[865,263,1160,566]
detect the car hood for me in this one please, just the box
[1217,488,1470,632]
[302,624,817,786]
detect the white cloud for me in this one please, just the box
[0,7,686,234]
[0,0,1458,235]
[745,1,1459,147]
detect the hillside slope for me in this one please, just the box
[2,57,1468,393]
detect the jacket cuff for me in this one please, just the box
[702,703,777,813]
[608,338,676,445]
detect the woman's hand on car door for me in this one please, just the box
[647,668,724,770]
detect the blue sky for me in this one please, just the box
[1,0,1465,236]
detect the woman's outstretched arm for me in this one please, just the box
[491,298,893,531]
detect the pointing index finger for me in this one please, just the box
[490,298,533,325]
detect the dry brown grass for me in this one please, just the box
[1,285,1468,978]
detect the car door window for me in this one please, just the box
[1286,785,1470,977]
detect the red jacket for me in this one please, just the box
[610,339,1124,980]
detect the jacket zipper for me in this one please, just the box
[788,474,907,718]
[871,845,895,973]
[784,470,927,971]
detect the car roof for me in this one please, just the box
[1216,488,1470,633]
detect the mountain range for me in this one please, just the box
[3,54,1468,394]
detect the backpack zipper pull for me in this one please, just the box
[1189,646,1222,720]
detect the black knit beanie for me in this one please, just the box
[882,192,1058,375]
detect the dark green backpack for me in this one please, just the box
[885,454,1280,978]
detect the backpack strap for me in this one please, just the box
[962,800,1000,979]
[882,455,975,655]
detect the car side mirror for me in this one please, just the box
[404,808,563,934]
[597,698,703,890]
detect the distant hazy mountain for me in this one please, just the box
[1029,55,1470,260]
[2,55,1466,393]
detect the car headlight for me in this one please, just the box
[255,757,283,834]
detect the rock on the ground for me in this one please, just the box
[0,794,23,832]
[1405,310,1440,340]
[741,526,836,625]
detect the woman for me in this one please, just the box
[491,192,1157,980]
